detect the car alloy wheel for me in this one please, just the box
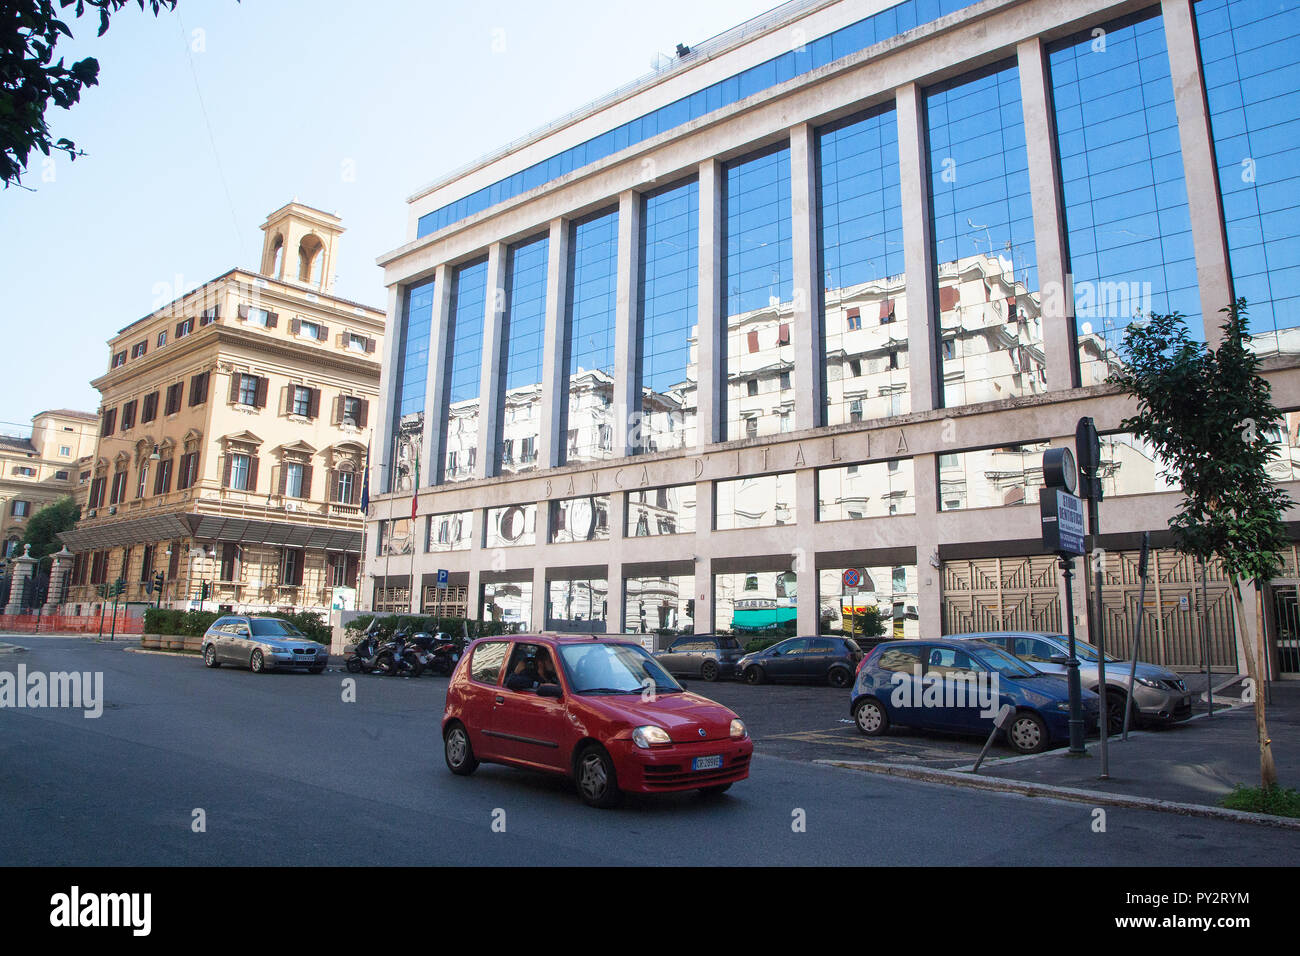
[701,661,719,682]
[444,724,478,775]
[250,649,265,673]
[1008,712,1047,754]
[203,646,219,668]
[828,667,851,688]
[576,745,622,808]
[1104,692,1129,735]
[744,666,765,685]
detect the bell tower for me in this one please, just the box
[259,202,345,293]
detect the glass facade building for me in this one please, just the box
[377,0,1300,672]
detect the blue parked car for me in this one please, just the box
[850,638,1099,754]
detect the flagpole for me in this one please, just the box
[357,431,372,612]
[384,429,399,615]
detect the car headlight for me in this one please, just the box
[1054,701,1071,711]
[1135,676,1164,688]
[632,726,672,749]
[730,719,747,739]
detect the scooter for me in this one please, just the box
[345,620,385,673]
[374,628,422,678]
[428,632,465,677]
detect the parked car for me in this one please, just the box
[442,635,752,808]
[950,631,1192,731]
[850,638,1100,754]
[201,616,329,673]
[654,634,744,681]
[735,636,863,687]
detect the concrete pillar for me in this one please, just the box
[693,479,715,632]
[696,159,724,447]
[1018,37,1079,392]
[467,567,483,623]
[4,544,35,615]
[539,218,570,469]
[476,242,508,480]
[43,546,73,615]
[1162,0,1234,345]
[790,123,824,431]
[795,468,819,635]
[913,454,942,639]
[607,491,628,631]
[375,283,404,494]
[422,263,453,483]
[533,564,548,631]
[606,559,624,633]
[613,190,642,456]
[896,83,940,413]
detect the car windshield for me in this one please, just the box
[1068,637,1121,664]
[558,643,683,695]
[970,643,1041,678]
[250,619,301,637]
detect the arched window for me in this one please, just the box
[298,235,324,286]
[268,234,284,278]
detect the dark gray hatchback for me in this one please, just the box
[653,634,745,682]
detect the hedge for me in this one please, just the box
[143,608,332,644]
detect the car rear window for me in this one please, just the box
[470,641,510,684]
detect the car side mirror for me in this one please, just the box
[537,683,562,699]
[1049,654,1071,665]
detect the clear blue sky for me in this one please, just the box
[0,0,774,432]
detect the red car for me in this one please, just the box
[442,634,753,807]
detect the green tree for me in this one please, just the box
[1,1,180,187]
[1111,299,1290,789]
[20,494,78,561]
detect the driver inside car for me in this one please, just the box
[509,647,558,690]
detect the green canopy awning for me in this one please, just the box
[732,607,797,631]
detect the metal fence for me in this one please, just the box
[0,613,143,635]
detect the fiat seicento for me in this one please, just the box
[442,635,752,808]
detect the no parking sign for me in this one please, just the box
[842,568,861,592]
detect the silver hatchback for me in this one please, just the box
[953,631,1192,732]
[201,616,329,673]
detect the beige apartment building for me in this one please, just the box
[60,203,386,615]
[1,410,99,558]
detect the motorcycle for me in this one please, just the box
[374,627,422,678]
[345,622,384,674]
[428,632,465,677]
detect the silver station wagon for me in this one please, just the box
[201,616,329,674]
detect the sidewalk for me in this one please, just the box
[825,681,1300,827]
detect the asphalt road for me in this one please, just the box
[1,635,1295,866]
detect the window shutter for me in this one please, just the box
[778,323,790,345]
[318,323,329,341]
[176,321,185,338]
[350,472,361,505]
[290,318,301,336]
[308,388,320,419]
[335,332,346,348]
[278,464,287,496]
[331,396,343,425]
[247,455,259,493]
[301,464,313,500]
[237,304,249,321]
[358,399,369,428]
[880,299,893,320]
[229,374,241,404]
[326,468,336,503]
[747,330,759,353]
[254,376,268,409]
[939,285,960,312]
[279,385,290,416]
[162,459,173,494]
[222,453,232,488]
[364,337,376,354]
[266,312,278,329]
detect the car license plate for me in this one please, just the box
[692,755,723,771]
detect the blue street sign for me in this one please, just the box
[436,568,449,590]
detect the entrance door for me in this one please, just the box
[1270,584,1300,678]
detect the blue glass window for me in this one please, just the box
[498,235,549,475]
[1051,10,1198,385]
[393,279,435,488]
[563,208,620,464]
[416,0,985,238]
[818,106,908,426]
[1196,0,1300,353]
[926,61,1043,409]
[441,258,488,483]
[637,178,699,452]
[723,146,793,441]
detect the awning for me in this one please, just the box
[60,512,361,554]
[731,607,797,632]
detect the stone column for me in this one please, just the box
[613,190,642,456]
[375,283,404,494]
[896,83,940,413]
[422,263,453,483]
[476,242,508,479]
[696,158,724,447]
[5,544,36,615]
[913,455,943,641]
[790,123,824,431]
[539,218,571,469]
[795,468,819,636]
[43,546,74,615]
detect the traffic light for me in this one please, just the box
[153,571,164,592]
[199,581,210,601]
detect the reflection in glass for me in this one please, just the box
[937,441,1050,511]
[426,510,473,552]
[637,179,699,452]
[482,580,532,633]
[818,564,919,639]
[714,473,796,530]
[442,259,488,483]
[1197,0,1300,356]
[497,236,549,475]
[485,502,537,548]
[723,147,794,441]
[625,484,697,536]
[550,494,610,543]
[819,106,909,425]
[1050,11,1198,385]
[1267,412,1300,483]
[547,577,608,632]
[378,517,415,557]
[927,62,1043,408]
[563,209,619,464]
[1096,433,1180,497]
[625,575,694,636]
[714,570,798,636]
[818,459,914,520]
[393,280,434,490]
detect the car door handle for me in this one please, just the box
[495,696,505,704]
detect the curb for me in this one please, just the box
[818,759,1300,830]
[0,643,27,655]
[124,647,199,658]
